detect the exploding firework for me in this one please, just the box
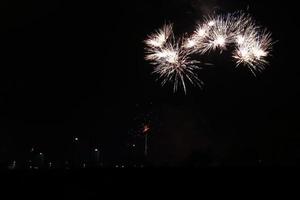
[145,24,174,49]
[145,23,203,93]
[200,15,232,53]
[144,11,274,92]
[197,13,254,53]
[233,29,273,75]
[183,24,210,53]
[146,41,203,93]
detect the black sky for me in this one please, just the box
[0,0,299,166]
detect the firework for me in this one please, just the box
[202,16,231,52]
[198,13,253,53]
[145,23,203,93]
[150,42,203,93]
[183,24,210,52]
[145,24,174,49]
[144,11,274,92]
[233,29,273,75]
[154,44,202,93]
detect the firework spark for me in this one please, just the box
[144,12,274,92]
[198,13,252,53]
[233,29,273,75]
[146,41,203,93]
[183,24,210,53]
[145,24,174,49]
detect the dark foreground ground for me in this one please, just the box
[1,168,298,198]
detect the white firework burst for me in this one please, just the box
[198,14,234,53]
[199,12,256,53]
[233,29,273,75]
[146,41,202,93]
[144,24,174,49]
[183,24,211,53]
[144,11,274,92]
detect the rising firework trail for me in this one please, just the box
[143,125,150,157]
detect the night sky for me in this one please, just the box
[0,0,299,168]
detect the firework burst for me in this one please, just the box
[198,13,252,53]
[145,24,174,49]
[183,24,210,53]
[233,29,273,75]
[148,42,203,93]
[144,11,274,92]
[202,16,231,52]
